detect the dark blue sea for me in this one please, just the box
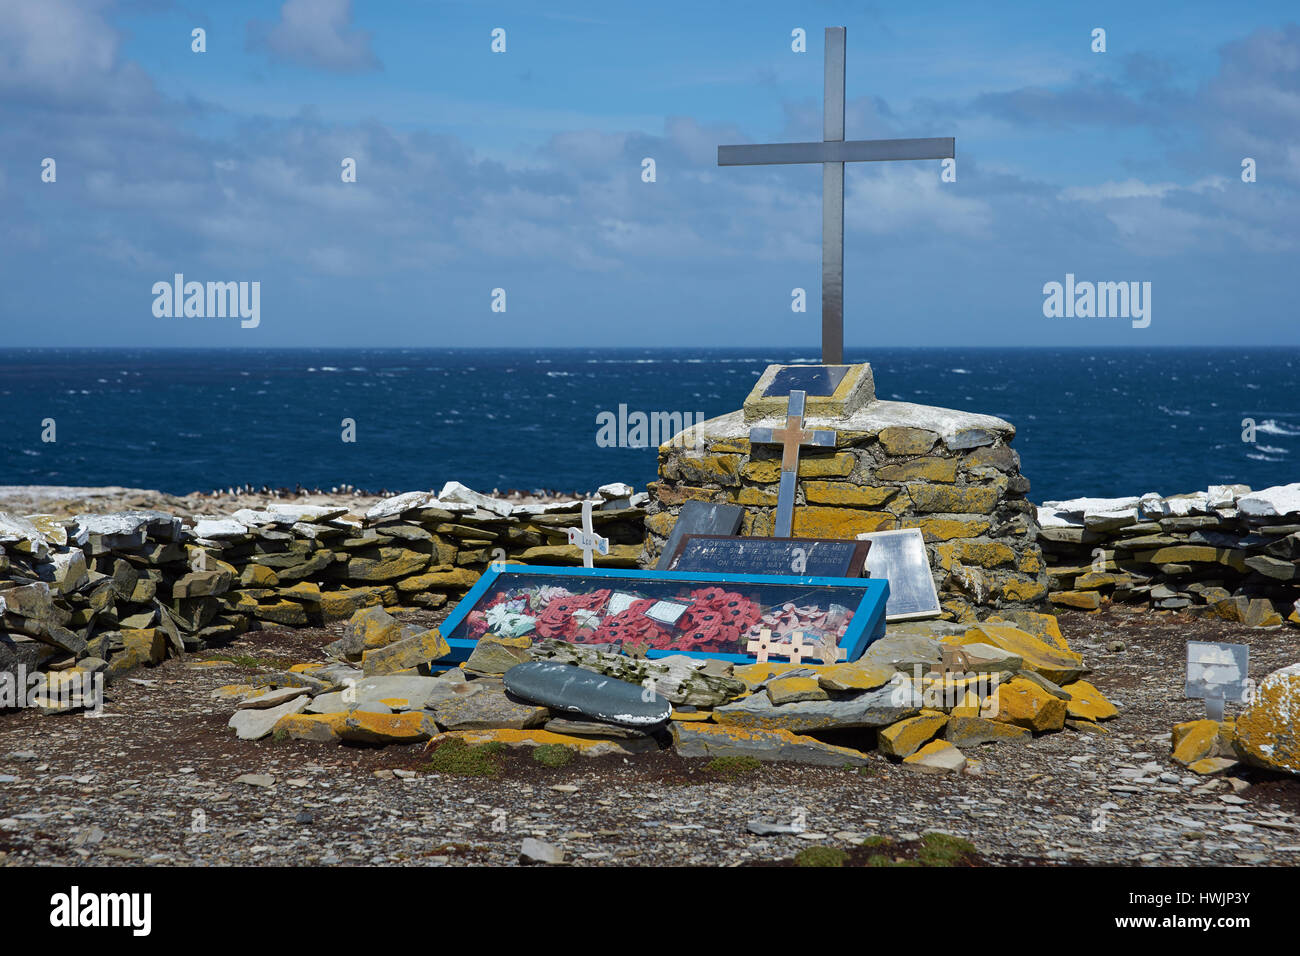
[1,348,1296,503]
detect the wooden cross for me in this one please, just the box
[783,633,812,665]
[748,390,836,537]
[718,27,955,364]
[746,627,775,663]
[813,635,847,665]
[566,499,609,568]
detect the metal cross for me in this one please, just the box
[566,499,609,568]
[718,27,955,365]
[748,390,836,537]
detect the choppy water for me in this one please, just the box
[0,348,1296,502]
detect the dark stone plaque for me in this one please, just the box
[667,534,870,578]
[654,501,745,571]
[764,365,850,398]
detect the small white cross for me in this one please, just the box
[566,499,609,568]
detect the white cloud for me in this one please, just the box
[248,0,380,73]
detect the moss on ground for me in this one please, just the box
[421,738,506,777]
[795,845,848,868]
[917,832,978,867]
[532,744,574,767]
[704,755,763,778]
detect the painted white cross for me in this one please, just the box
[566,499,609,568]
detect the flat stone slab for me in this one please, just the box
[712,677,921,733]
[430,682,549,731]
[228,695,309,740]
[671,722,870,767]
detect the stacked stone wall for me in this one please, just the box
[0,488,646,680]
[1039,484,1300,627]
[647,411,1048,622]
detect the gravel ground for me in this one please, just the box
[2,606,1298,867]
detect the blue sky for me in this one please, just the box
[1,0,1297,347]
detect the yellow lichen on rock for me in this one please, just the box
[1061,680,1118,721]
[817,660,896,692]
[990,677,1067,732]
[1171,719,1221,765]
[878,714,948,758]
[950,623,1085,684]
[1231,663,1300,775]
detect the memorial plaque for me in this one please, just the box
[764,365,850,398]
[440,564,890,664]
[1186,641,1250,719]
[667,534,869,578]
[857,528,941,620]
[654,500,744,570]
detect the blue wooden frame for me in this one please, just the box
[435,564,890,664]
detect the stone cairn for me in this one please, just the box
[1038,483,1300,628]
[0,482,647,684]
[646,364,1048,622]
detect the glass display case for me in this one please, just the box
[438,565,890,664]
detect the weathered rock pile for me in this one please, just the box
[231,605,1120,774]
[1039,483,1300,626]
[648,402,1048,621]
[0,482,647,682]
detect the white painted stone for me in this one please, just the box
[365,491,435,521]
[0,512,49,558]
[1137,493,1168,518]
[266,504,349,524]
[1207,484,1249,509]
[228,695,309,740]
[670,400,1016,447]
[437,481,515,518]
[597,482,634,498]
[192,518,249,539]
[1237,483,1300,518]
[1164,492,1209,517]
[1035,507,1080,528]
[230,509,275,526]
[1041,496,1142,516]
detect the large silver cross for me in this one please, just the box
[748,390,836,538]
[718,27,955,365]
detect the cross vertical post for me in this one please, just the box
[822,27,845,366]
[748,389,837,538]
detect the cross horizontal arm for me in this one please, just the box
[718,137,954,167]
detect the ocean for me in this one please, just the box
[1,348,1296,504]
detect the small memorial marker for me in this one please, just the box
[813,634,847,665]
[566,499,609,569]
[1185,640,1250,721]
[666,534,868,577]
[783,633,813,666]
[857,528,942,621]
[747,628,776,663]
[749,389,837,538]
[655,500,744,571]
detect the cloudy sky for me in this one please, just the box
[1,0,1296,348]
